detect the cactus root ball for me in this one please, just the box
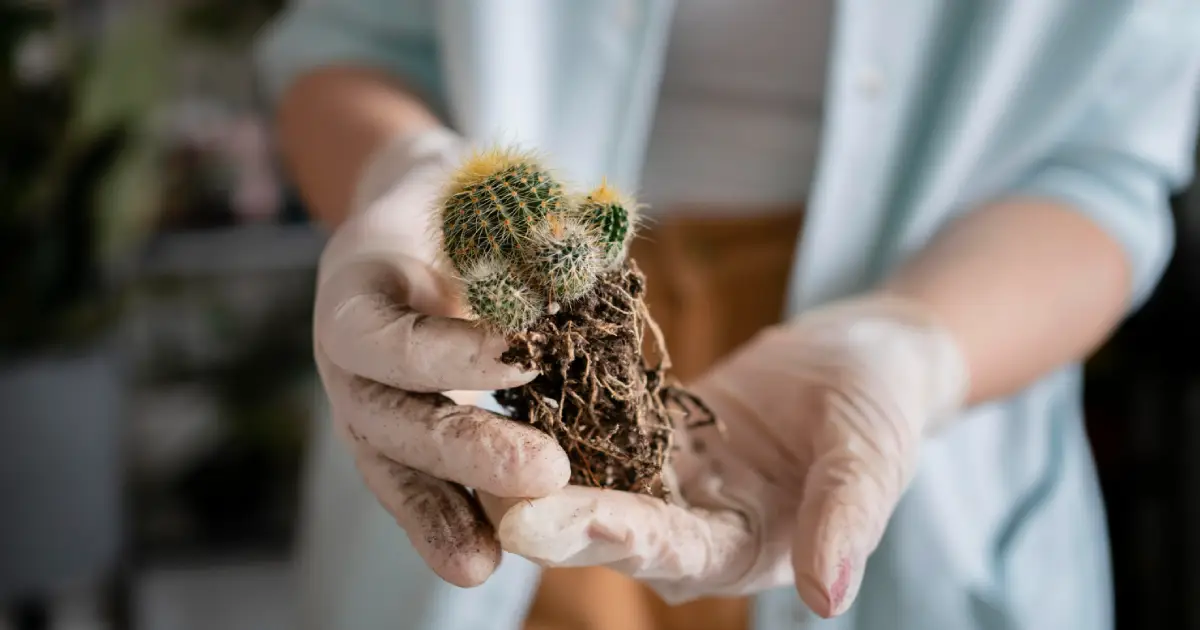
[438,145,713,500]
[494,260,717,497]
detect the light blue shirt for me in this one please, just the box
[255,2,1200,629]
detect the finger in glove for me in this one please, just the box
[352,443,500,587]
[790,452,895,618]
[339,374,571,498]
[315,261,537,393]
[495,486,754,588]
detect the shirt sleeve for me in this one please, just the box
[1008,10,1200,312]
[252,0,444,110]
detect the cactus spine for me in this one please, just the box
[438,146,640,333]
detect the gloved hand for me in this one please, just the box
[493,294,970,617]
[312,127,570,588]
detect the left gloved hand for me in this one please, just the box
[491,294,970,617]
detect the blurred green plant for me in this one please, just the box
[0,3,170,357]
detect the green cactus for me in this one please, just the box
[575,181,638,269]
[438,146,642,333]
[461,257,544,334]
[439,146,568,274]
[527,216,603,303]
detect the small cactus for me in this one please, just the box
[439,146,568,274]
[527,216,603,304]
[575,181,638,269]
[438,145,641,333]
[461,257,544,334]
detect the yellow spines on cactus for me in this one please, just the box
[438,145,569,275]
[574,179,640,269]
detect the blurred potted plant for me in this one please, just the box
[0,1,167,616]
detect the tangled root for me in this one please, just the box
[494,259,715,498]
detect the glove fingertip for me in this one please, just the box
[790,500,868,618]
[517,441,572,496]
[470,409,570,498]
[494,497,590,564]
[483,465,568,502]
[413,324,538,392]
[428,544,502,588]
[475,332,540,388]
[358,452,503,587]
[791,560,837,619]
[400,498,502,588]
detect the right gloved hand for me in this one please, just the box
[311,127,571,587]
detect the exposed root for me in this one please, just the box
[495,259,715,498]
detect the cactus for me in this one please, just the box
[439,146,568,275]
[575,181,639,269]
[437,146,638,328]
[461,257,544,334]
[526,215,603,304]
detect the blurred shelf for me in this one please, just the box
[139,223,326,278]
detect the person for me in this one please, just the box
[252,1,1200,629]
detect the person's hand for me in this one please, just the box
[312,127,571,588]
[492,294,969,617]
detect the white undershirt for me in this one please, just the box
[638,0,832,214]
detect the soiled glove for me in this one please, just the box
[312,127,570,588]
[494,295,970,617]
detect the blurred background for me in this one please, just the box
[2,1,312,629]
[1,2,1199,629]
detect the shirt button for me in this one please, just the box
[856,66,886,98]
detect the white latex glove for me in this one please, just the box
[494,295,970,617]
[312,127,570,587]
